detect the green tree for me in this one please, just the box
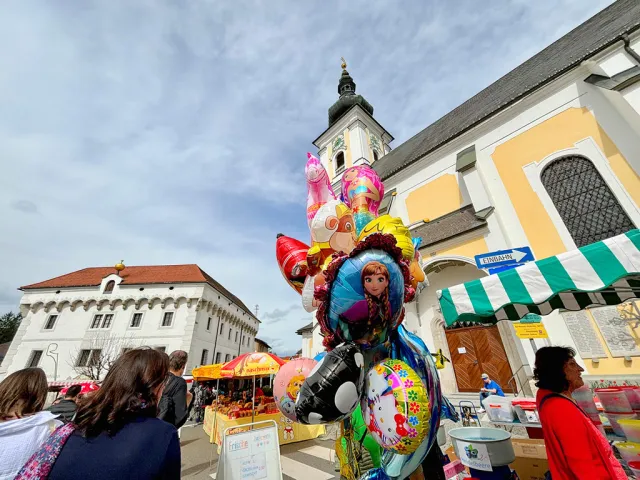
[0,311,22,344]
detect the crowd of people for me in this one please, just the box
[0,348,191,479]
[0,343,627,479]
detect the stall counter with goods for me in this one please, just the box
[203,406,325,451]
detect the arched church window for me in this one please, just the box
[540,155,635,247]
[104,280,115,294]
[335,152,345,173]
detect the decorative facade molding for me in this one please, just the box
[21,294,259,335]
[369,133,381,154]
[332,134,346,152]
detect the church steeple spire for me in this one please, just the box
[328,59,374,127]
[338,58,356,97]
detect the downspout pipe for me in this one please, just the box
[212,313,221,363]
[622,34,640,66]
[237,324,244,357]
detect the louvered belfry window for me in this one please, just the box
[541,156,635,247]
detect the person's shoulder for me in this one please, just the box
[133,416,178,435]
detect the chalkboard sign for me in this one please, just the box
[216,420,283,480]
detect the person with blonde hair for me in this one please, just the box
[0,367,62,479]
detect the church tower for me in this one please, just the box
[312,59,393,190]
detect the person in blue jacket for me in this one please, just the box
[47,348,181,479]
[479,373,505,411]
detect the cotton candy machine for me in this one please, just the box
[448,427,515,466]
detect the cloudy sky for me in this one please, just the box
[0,0,614,354]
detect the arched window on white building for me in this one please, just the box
[104,280,115,294]
[335,152,345,173]
[540,155,635,247]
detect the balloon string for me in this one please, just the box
[335,421,357,480]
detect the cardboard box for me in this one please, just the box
[510,438,549,480]
[444,445,459,463]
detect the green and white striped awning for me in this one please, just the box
[437,230,640,326]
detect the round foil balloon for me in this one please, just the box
[295,343,365,425]
[273,357,318,421]
[362,359,430,454]
[340,165,384,236]
[329,249,405,348]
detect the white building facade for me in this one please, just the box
[0,264,260,382]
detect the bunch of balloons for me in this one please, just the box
[275,153,443,480]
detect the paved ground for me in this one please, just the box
[179,424,339,480]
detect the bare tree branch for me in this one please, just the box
[68,333,141,381]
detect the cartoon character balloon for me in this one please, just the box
[274,357,317,421]
[307,200,357,276]
[362,359,430,454]
[358,215,414,262]
[295,343,365,425]
[315,234,415,350]
[341,165,384,236]
[306,153,336,227]
[275,234,309,294]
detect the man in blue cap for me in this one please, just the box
[479,373,505,412]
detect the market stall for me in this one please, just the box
[197,353,326,447]
[438,230,640,476]
[438,230,640,325]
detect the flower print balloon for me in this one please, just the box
[362,359,430,454]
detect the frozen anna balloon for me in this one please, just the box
[315,233,415,350]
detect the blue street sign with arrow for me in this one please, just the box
[474,246,534,270]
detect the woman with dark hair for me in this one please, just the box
[0,367,61,479]
[534,346,625,479]
[18,348,180,479]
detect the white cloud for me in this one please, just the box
[0,0,614,355]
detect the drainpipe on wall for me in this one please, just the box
[237,324,244,357]
[211,313,221,363]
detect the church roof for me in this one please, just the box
[295,322,313,335]
[373,0,640,180]
[20,264,256,319]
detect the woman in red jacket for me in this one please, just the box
[534,346,625,479]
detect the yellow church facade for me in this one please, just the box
[310,2,640,394]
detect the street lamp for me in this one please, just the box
[45,343,59,381]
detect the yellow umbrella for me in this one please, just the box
[220,352,286,377]
[220,352,286,424]
[192,363,226,381]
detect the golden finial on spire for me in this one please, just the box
[341,57,347,70]
[115,260,125,274]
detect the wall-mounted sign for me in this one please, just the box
[591,306,640,358]
[514,323,548,339]
[474,247,534,270]
[562,311,607,359]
